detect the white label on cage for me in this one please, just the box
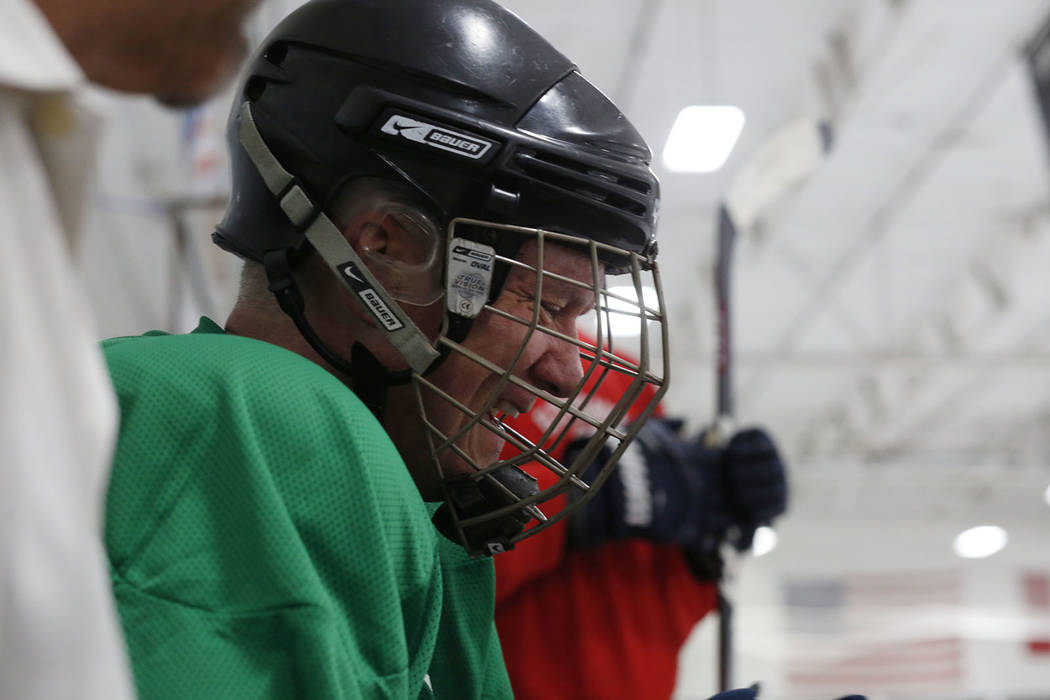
[447,237,496,318]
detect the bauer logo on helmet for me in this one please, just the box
[380,114,494,160]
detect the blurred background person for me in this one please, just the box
[0,0,258,697]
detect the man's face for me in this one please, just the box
[39,0,260,105]
[419,240,600,490]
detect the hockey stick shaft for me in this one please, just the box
[709,119,831,693]
[715,203,735,425]
[714,203,737,692]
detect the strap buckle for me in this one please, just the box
[277,179,321,230]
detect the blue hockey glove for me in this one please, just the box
[567,417,711,547]
[567,420,788,561]
[711,427,790,550]
[684,427,789,579]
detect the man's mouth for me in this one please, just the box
[490,399,524,420]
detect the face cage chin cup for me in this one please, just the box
[417,218,669,557]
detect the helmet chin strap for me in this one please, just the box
[238,102,440,373]
[237,100,438,420]
[262,248,411,421]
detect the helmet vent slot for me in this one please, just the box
[245,76,268,102]
[263,42,288,67]
[514,151,649,216]
[516,149,652,195]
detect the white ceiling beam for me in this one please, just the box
[798,203,1050,461]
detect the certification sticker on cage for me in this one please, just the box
[447,237,495,318]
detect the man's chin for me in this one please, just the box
[155,38,248,108]
[438,444,505,484]
[155,93,208,109]
[153,73,227,108]
[417,421,507,501]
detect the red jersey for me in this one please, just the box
[494,339,718,699]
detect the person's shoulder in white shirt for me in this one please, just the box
[0,1,260,697]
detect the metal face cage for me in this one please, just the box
[416,218,669,556]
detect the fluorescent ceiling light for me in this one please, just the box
[751,526,777,557]
[662,105,745,173]
[1044,483,1050,506]
[953,525,1008,559]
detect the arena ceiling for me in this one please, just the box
[498,0,1050,522]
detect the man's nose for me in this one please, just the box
[531,330,585,398]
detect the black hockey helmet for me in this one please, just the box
[214,0,659,272]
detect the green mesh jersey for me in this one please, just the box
[102,318,510,699]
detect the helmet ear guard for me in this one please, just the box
[347,203,445,307]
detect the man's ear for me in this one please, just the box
[340,208,444,306]
[344,210,430,264]
[345,211,394,258]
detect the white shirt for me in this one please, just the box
[0,1,134,698]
